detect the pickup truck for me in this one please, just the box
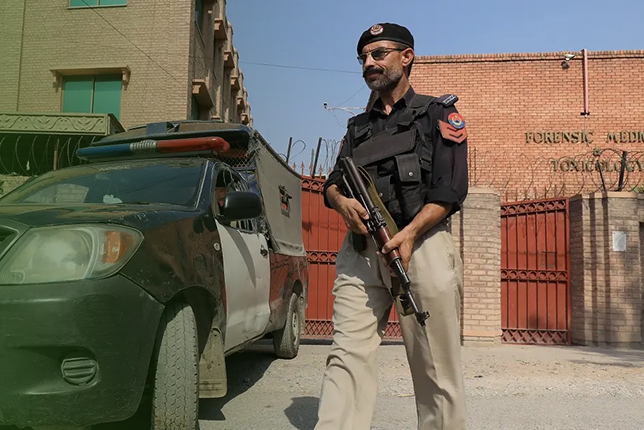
[0,121,309,430]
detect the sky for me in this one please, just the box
[225,0,644,174]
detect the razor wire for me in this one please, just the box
[4,132,639,203]
[469,147,644,202]
[237,137,644,201]
[0,134,98,197]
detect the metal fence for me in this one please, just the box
[0,134,98,197]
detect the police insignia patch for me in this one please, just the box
[438,120,468,144]
[448,113,465,130]
[370,24,384,35]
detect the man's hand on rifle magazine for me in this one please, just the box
[379,229,415,272]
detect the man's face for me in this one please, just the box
[215,187,226,204]
[359,41,411,92]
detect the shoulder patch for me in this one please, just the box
[447,112,465,129]
[438,119,467,144]
[434,94,459,107]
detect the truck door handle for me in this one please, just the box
[260,245,268,257]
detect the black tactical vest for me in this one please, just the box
[348,94,444,229]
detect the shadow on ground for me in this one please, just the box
[283,396,319,430]
[565,345,644,368]
[199,340,279,422]
[88,340,280,430]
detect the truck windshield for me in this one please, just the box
[0,158,206,208]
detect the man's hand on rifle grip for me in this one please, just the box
[328,186,370,235]
[339,198,370,235]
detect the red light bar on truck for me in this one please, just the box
[76,136,231,161]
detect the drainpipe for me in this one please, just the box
[581,48,590,117]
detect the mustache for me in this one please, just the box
[363,67,384,78]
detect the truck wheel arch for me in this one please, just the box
[166,286,228,399]
[172,286,225,355]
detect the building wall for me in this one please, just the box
[410,50,644,203]
[0,2,27,111]
[570,192,642,347]
[0,0,251,130]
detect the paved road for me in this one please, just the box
[198,340,644,430]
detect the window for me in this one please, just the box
[195,0,205,34]
[214,168,255,232]
[62,75,122,120]
[1,159,205,208]
[21,184,90,204]
[191,96,201,120]
[70,0,127,6]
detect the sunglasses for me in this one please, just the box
[357,47,405,65]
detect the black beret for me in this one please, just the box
[357,23,414,55]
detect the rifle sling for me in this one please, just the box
[356,165,411,314]
[357,165,399,236]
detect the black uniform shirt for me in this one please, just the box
[323,86,469,220]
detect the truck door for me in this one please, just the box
[212,168,271,351]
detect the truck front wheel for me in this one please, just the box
[150,302,200,430]
[272,292,301,359]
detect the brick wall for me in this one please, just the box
[0,1,25,111]
[410,51,644,203]
[570,192,642,347]
[9,0,191,129]
[0,0,252,130]
[450,187,502,344]
[640,214,644,343]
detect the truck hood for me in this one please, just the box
[0,203,190,228]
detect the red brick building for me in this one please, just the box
[408,49,644,203]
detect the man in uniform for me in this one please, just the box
[314,23,469,430]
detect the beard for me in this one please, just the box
[363,66,403,92]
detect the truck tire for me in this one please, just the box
[150,302,199,430]
[272,292,301,359]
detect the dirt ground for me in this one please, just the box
[197,340,644,429]
[4,340,643,429]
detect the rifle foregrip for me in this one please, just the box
[391,258,411,285]
[373,227,393,248]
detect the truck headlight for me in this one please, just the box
[0,225,143,285]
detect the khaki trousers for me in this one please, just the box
[314,222,466,430]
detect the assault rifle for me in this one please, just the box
[338,156,430,326]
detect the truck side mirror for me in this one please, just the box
[220,191,262,221]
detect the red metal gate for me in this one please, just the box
[301,176,401,339]
[501,198,571,345]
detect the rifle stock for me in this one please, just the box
[338,157,430,326]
